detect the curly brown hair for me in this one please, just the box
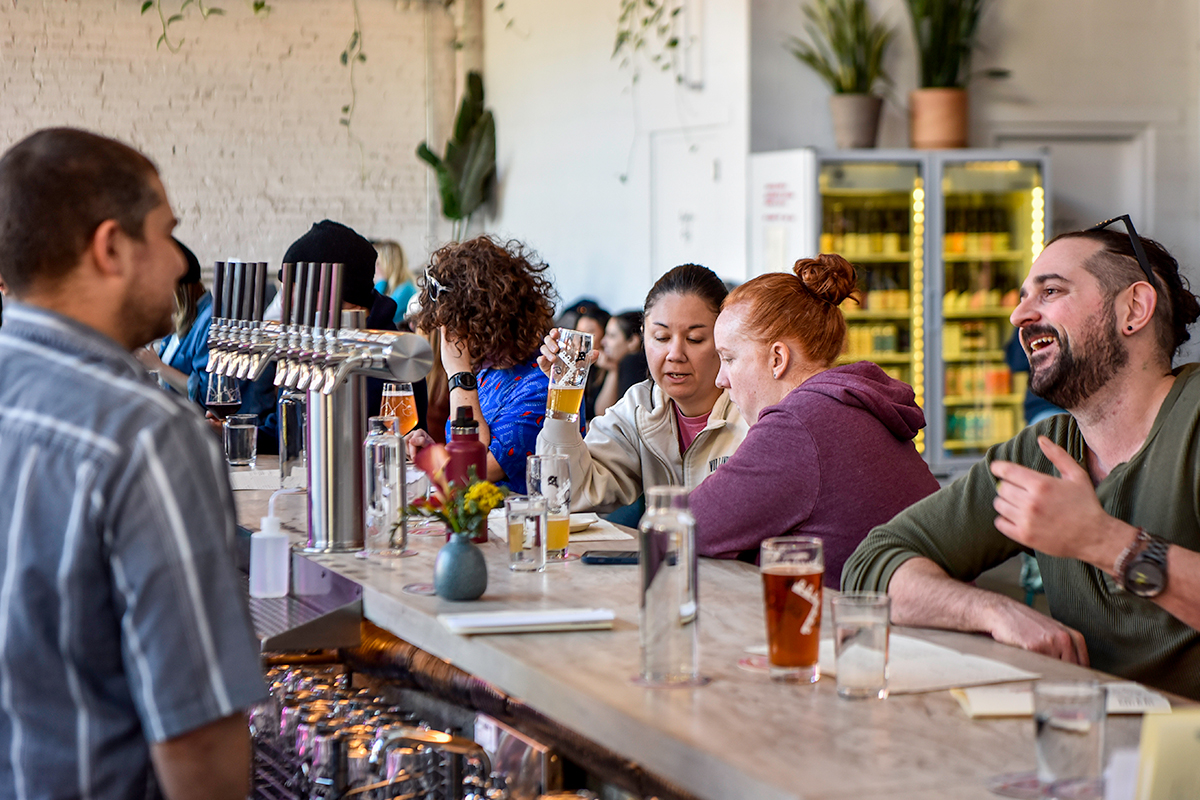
[410,236,558,370]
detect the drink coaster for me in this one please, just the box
[401,582,436,596]
[355,550,418,560]
[737,655,770,674]
[545,554,581,563]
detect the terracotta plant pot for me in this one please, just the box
[829,94,884,149]
[909,87,968,149]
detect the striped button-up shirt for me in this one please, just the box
[0,303,266,799]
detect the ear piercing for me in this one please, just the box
[1127,326,1134,331]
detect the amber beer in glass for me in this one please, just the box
[547,328,593,422]
[760,536,824,683]
[381,382,419,434]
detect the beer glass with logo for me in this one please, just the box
[527,454,572,561]
[760,536,824,683]
[546,329,593,422]
[381,382,419,435]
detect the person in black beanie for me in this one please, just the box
[247,221,428,444]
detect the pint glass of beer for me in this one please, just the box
[760,536,824,683]
[546,329,593,422]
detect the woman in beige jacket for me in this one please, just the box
[537,264,749,513]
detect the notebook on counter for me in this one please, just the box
[438,607,616,635]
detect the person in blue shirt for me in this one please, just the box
[407,236,558,493]
[134,237,213,403]
[373,238,417,326]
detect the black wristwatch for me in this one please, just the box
[1117,529,1170,598]
[448,371,477,392]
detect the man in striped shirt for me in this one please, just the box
[0,128,267,798]
[845,226,1200,700]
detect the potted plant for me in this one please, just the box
[905,0,987,148]
[787,0,894,149]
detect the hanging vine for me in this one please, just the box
[612,0,685,84]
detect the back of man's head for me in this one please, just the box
[0,128,161,297]
[1052,228,1200,362]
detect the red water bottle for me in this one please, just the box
[446,407,488,542]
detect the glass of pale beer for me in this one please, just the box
[527,454,573,560]
[760,536,824,683]
[381,382,419,435]
[546,328,593,422]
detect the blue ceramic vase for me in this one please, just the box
[433,531,488,601]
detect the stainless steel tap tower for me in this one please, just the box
[206,260,432,552]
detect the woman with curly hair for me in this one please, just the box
[408,235,557,493]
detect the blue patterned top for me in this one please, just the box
[447,358,548,494]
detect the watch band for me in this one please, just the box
[1113,528,1150,588]
[448,371,477,392]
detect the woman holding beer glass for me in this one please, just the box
[688,253,939,587]
[408,236,556,494]
[536,264,749,512]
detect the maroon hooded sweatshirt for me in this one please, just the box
[690,361,939,588]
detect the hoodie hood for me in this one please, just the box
[795,361,926,441]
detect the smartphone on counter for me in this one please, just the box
[581,550,639,565]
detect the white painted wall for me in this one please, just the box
[483,0,750,313]
[0,0,456,269]
[750,0,1200,276]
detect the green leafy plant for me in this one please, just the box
[416,71,497,241]
[905,0,987,88]
[613,0,684,83]
[141,0,224,53]
[787,0,894,95]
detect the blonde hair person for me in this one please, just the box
[373,239,417,326]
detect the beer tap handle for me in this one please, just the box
[279,263,295,327]
[241,261,256,323]
[221,261,236,323]
[230,262,246,323]
[327,262,344,331]
[301,263,318,328]
[253,262,268,322]
[212,261,226,320]
[315,262,333,330]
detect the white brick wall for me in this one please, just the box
[1,0,457,271]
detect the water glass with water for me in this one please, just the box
[224,414,258,467]
[832,592,890,699]
[637,486,700,686]
[505,495,547,572]
[1034,680,1107,798]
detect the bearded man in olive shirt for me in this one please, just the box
[843,223,1200,699]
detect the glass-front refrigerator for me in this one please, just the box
[815,150,1050,474]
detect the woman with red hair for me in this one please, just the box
[689,254,939,588]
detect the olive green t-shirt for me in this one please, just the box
[843,363,1200,700]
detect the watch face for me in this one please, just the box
[1126,561,1166,597]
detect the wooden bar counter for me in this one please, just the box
[236,486,1160,800]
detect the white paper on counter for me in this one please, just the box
[486,509,634,542]
[228,467,306,491]
[439,607,616,635]
[758,634,1043,695]
[951,681,1172,718]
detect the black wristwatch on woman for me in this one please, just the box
[448,371,477,392]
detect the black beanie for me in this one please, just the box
[281,220,377,309]
[173,237,202,285]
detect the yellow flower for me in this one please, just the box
[464,481,504,515]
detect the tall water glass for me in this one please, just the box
[505,495,547,572]
[637,486,701,686]
[527,454,571,560]
[832,592,890,699]
[1034,681,1107,798]
[547,328,593,422]
[760,536,824,683]
[361,416,406,558]
[224,414,258,467]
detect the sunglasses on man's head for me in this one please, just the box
[1086,214,1160,292]
[425,267,450,301]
